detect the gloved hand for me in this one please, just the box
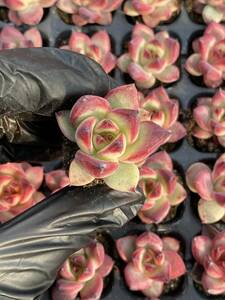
[0,186,143,300]
[0,47,114,161]
[0,48,144,300]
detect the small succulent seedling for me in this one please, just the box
[1,0,56,25]
[0,26,42,49]
[192,90,225,147]
[52,241,114,300]
[186,153,225,223]
[0,162,44,223]
[56,0,123,26]
[185,22,225,88]
[56,84,170,192]
[117,24,180,89]
[61,31,116,74]
[192,0,225,24]
[192,229,225,295]
[124,0,180,28]
[116,232,186,299]
[138,151,187,224]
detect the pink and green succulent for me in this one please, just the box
[186,154,225,223]
[56,0,123,26]
[123,0,180,28]
[0,162,44,223]
[52,241,114,300]
[185,22,225,88]
[192,229,225,295]
[139,86,186,143]
[45,169,69,193]
[192,90,225,147]
[117,24,180,89]
[56,84,170,192]
[0,0,56,25]
[61,31,116,74]
[116,232,186,299]
[138,151,187,224]
[0,26,42,50]
[192,0,225,24]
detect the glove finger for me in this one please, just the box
[0,48,112,116]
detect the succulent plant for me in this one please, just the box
[185,22,225,88]
[56,84,170,192]
[0,162,44,223]
[1,0,56,25]
[186,153,225,223]
[117,24,180,89]
[139,86,186,143]
[52,241,114,300]
[192,229,225,295]
[116,232,186,299]
[192,90,225,147]
[123,0,180,28]
[192,0,225,24]
[56,0,123,26]
[0,26,42,50]
[61,31,116,74]
[138,151,187,224]
[45,169,69,193]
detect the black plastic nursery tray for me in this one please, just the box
[0,1,224,299]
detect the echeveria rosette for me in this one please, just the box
[193,0,225,24]
[123,0,180,28]
[52,241,114,300]
[1,0,56,25]
[138,151,187,224]
[139,86,186,143]
[56,84,170,192]
[117,24,180,89]
[192,230,225,295]
[186,154,225,223]
[45,169,69,193]
[61,31,116,74]
[0,26,42,50]
[192,90,225,147]
[56,0,123,26]
[185,22,225,88]
[0,162,44,223]
[116,232,186,299]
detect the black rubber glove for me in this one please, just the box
[0,47,112,150]
[0,186,143,300]
[0,48,144,300]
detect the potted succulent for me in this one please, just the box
[52,241,114,300]
[138,151,187,224]
[56,0,123,26]
[188,0,225,24]
[186,153,225,223]
[116,232,186,299]
[0,0,56,25]
[185,22,225,88]
[56,84,170,192]
[0,162,69,223]
[59,30,117,74]
[0,26,42,49]
[123,0,181,28]
[192,227,225,295]
[190,90,225,150]
[117,24,180,89]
